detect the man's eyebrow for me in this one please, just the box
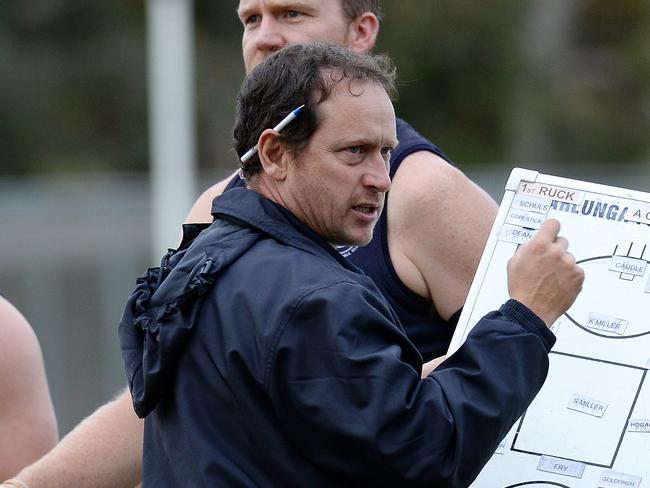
[334,137,401,149]
[269,0,318,12]
[236,2,256,19]
[237,1,315,19]
[274,0,308,6]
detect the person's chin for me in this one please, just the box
[329,219,377,247]
[345,227,375,247]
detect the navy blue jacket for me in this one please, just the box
[119,188,555,487]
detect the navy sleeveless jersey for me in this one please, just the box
[224,118,456,361]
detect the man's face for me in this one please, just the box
[238,0,354,73]
[282,78,397,246]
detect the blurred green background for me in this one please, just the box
[3,0,649,178]
[1,1,649,435]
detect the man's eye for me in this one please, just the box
[244,14,260,25]
[284,10,302,19]
[381,147,392,157]
[348,146,362,154]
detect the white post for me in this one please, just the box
[147,0,197,261]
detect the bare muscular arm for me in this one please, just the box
[0,298,58,481]
[9,389,142,488]
[387,152,498,321]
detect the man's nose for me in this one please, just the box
[254,17,286,55]
[363,156,391,193]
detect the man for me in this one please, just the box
[0,297,58,480]
[2,1,496,485]
[189,0,498,360]
[118,43,583,486]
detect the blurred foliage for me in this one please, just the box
[0,1,648,176]
[377,0,531,165]
[549,0,650,164]
[0,1,148,174]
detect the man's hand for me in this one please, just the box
[507,218,584,327]
[421,355,446,377]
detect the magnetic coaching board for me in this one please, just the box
[448,168,650,488]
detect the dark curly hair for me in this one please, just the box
[233,42,396,180]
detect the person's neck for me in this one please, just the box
[248,176,282,204]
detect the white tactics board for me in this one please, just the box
[448,168,650,488]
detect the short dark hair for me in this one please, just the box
[341,0,382,22]
[234,42,396,179]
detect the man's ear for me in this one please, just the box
[258,129,288,181]
[347,12,379,53]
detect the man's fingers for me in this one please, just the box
[534,218,561,242]
[555,236,569,252]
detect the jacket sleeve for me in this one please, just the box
[266,281,554,487]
